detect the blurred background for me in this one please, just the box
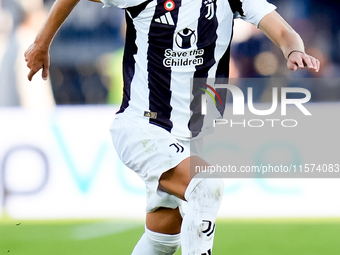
[0,0,340,254]
[1,0,340,108]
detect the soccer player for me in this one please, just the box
[25,0,320,254]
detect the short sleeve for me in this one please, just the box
[236,0,277,27]
[100,0,148,8]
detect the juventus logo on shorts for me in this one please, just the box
[202,249,212,255]
[169,143,184,153]
[204,0,215,20]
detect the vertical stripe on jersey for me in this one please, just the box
[189,0,218,137]
[117,13,137,114]
[118,1,153,114]
[215,20,234,116]
[194,0,218,78]
[147,0,182,132]
[228,0,244,15]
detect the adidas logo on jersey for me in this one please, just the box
[154,12,174,25]
[144,111,157,119]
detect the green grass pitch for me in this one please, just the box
[1,218,340,255]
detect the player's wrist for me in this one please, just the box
[287,50,305,60]
[33,43,50,56]
[33,36,51,52]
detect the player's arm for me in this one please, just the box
[258,11,320,72]
[25,0,82,81]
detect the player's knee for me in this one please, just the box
[146,207,182,234]
[185,178,224,204]
[145,227,181,255]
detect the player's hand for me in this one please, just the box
[287,51,320,73]
[24,43,50,81]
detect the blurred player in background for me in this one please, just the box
[25,0,320,254]
[0,0,55,108]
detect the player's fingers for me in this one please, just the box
[301,55,314,69]
[24,50,29,59]
[42,66,49,81]
[24,44,34,59]
[315,58,321,72]
[24,48,30,58]
[27,69,37,81]
[309,57,319,72]
[288,55,304,70]
[24,53,31,63]
[24,52,30,62]
[294,57,304,69]
[42,57,50,81]
[287,60,298,71]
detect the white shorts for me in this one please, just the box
[110,114,198,213]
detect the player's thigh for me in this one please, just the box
[146,207,182,234]
[159,156,210,201]
[110,115,191,197]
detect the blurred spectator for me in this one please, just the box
[0,0,54,108]
[229,0,340,103]
[44,0,125,104]
[231,21,276,102]
[0,0,23,106]
[308,0,340,65]
[16,0,55,109]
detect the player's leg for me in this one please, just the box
[146,207,182,234]
[110,116,223,254]
[131,207,182,255]
[159,156,224,255]
[110,116,185,255]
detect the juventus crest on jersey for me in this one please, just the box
[102,0,276,138]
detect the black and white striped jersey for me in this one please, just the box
[102,0,276,138]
